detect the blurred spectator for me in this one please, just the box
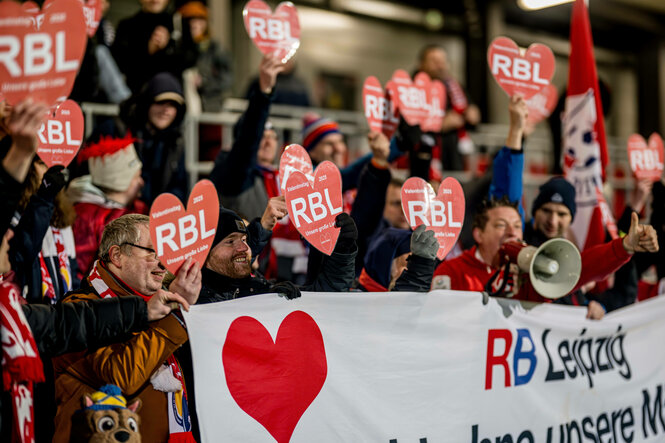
[68,134,146,279]
[112,0,195,93]
[179,1,232,112]
[94,72,189,204]
[246,57,311,107]
[10,160,77,303]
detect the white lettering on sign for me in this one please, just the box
[154,209,216,256]
[290,189,342,228]
[37,120,81,146]
[0,31,78,77]
[631,150,662,170]
[364,94,398,122]
[397,86,428,110]
[491,54,548,85]
[407,201,462,227]
[248,17,292,40]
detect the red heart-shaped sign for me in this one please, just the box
[0,0,87,106]
[362,76,399,139]
[421,78,446,133]
[627,133,664,182]
[279,143,313,192]
[222,311,327,443]
[43,0,100,37]
[284,161,342,256]
[488,36,555,100]
[37,99,83,167]
[526,83,558,125]
[390,69,429,127]
[243,0,300,63]
[149,179,220,275]
[401,177,465,260]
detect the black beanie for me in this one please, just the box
[531,177,576,221]
[211,208,248,249]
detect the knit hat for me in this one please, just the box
[363,228,412,288]
[80,134,142,192]
[83,385,128,411]
[532,177,576,221]
[211,208,248,249]
[179,1,208,19]
[302,113,340,152]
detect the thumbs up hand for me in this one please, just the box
[622,212,659,254]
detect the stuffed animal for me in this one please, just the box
[70,384,142,443]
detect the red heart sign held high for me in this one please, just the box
[37,99,83,167]
[284,161,342,256]
[279,144,314,192]
[526,83,558,125]
[43,0,101,37]
[628,133,664,182]
[243,0,300,63]
[421,78,446,133]
[488,36,555,100]
[390,69,428,127]
[363,76,399,139]
[222,311,327,443]
[401,177,465,260]
[149,180,220,275]
[0,0,87,106]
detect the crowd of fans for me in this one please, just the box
[0,0,664,441]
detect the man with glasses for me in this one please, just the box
[52,214,202,443]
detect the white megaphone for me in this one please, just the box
[500,238,582,299]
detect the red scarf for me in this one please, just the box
[358,268,388,292]
[1,279,44,443]
[38,227,72,303]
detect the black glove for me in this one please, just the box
[37,165,67,201]
[333,213,358,254]
[396,116,422,152]
[271,281,301,300]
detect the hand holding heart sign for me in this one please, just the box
[627,133,664,182]
[243,0,300,63]
[401,177,465,261]
[0,0,88,106]
[149,180,219,275]
[488,36,555,100]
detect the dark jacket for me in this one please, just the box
[0,138,22,238]
[198,248,357,303]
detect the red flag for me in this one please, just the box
[562,0,615,250]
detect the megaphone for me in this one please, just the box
[500,238,582,299]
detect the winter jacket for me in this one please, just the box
[68,175,147,278]
[488,146,525,222]
[198,248,357,303]
[0,140,22,238]
[52,262,188,443]
[195,39,232,112]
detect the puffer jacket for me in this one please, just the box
[51,262,188,443]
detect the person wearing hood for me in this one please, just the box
[357,225,439,292]
[91,72,188,205]
[198,209,358,304]
[68,134,146,279]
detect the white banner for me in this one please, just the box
[183,291,665,443]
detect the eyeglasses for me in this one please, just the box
[121,243,158,260]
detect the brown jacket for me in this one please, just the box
[52,262,188,443]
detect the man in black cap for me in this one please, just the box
[198,208,358,303]
[526,176,576,246]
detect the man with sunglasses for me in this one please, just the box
[52,214,202,443]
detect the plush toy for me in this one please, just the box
[70,384,142,443]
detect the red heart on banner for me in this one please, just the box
[0,0,87,106]
[149,179,220,275]
[36,99,83,167]
[488,36,555,100]
[421,78,446,133]
[627,133,665,182]
[362,76,399,139]
[243,0,300,63]
[284,161,342,256]
[401,177,465,260]
[222,311,327,443]
[526,83,558,125]
[278,144,314,192]
[43,0,100,37]
[390,69,429,127]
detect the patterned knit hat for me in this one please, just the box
[302,113,340,152]
[84,385,128,411]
